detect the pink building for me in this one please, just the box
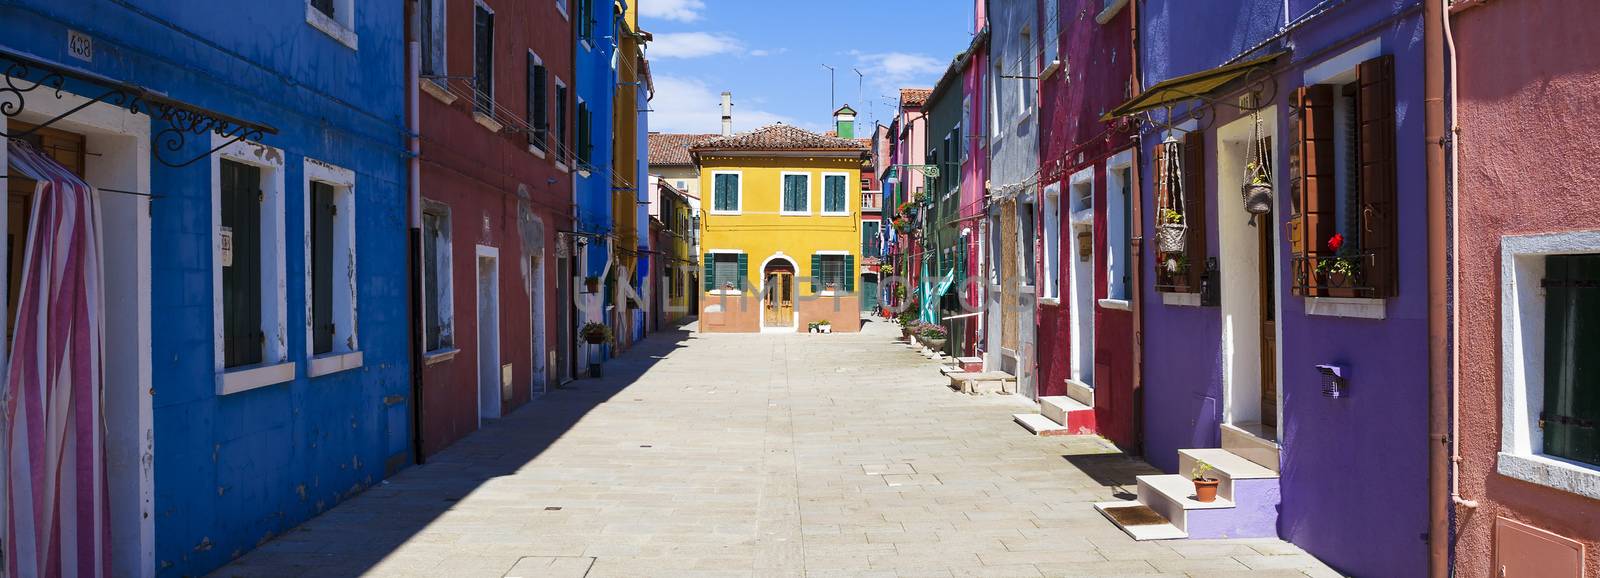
[1452,1,1600,576]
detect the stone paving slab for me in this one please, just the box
[210,318,1343,577]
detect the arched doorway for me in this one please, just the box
[760,255,797,332]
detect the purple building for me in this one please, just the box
[1098,2,1430,576]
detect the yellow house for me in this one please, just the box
[692,124,868,333]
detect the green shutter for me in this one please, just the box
[703,254,714,291]
[221,159,263,368]
[311,182,336,355]
[1544,255,1600,466]
[845,255,855,292]
[736,253,748,290]
[811,253,822,293]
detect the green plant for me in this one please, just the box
[580,322,613,345]
[1160,208,1183,224]
[817,319,831,326]
[1246,162,1271,185]
[919,325,948,340]
[1191,459,1216,481]
[807,321,821,331]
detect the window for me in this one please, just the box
[473,2,495,116]
[1500,234,1600,501]
[556,0,568,19]
[212,137,291,395]
[1021,198,1037,286]
[704,252,745,292]
[822,173,849,215]
[1041,183,1062,300]
[1043,0,1059,67]
[306,0,357,49]
[711,172,741,213]
[577,0,594,45]
[781,173,810,215]
[862,220,882,258]
[422,204,454,352]
[305,160,361,375]
[990,63,1003,140]
[1291,54,1396,299]
[812,254,854,293]
[961,96,972,158]
[421,0,445,77]
[1106,162,1132,301]
[1019,29,1036,113]
[577,100,592,166]
[528,52,548,152]
[555,79,569,164]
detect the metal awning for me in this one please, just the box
[1102,51,1287,121]
[1,46,279,168]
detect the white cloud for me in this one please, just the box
[851,51,947,92]
[650,75,825,134]
[749,49,770,57]
[651,32,744,59]
[640,0,705,23]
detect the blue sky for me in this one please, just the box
[641,0,977,135]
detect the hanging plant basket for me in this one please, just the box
[1156,223,1188,253]
[1156,137,1188,253]
[1241,111,1273,216]
[1242,180,1273,214]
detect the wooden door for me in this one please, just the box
[764,272,793,328]
[1258,199,1278,432]
[7,122,87,341]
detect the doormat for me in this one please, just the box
[1102,504,1168,527]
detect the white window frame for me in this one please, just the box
[212,136,293,395]
[1040,182,1063,301]
[820,172,851,216]
[1103,149,1134,306]
[527,50,548,159]
[556,0,568,20]
[707,249,744,295]
[709,171,743,215]
[1042,0,1060,77]
[306,0,358,51]
[1018,27,1036,117]
[472,0,499,129]
[421,201,457,362]
[780,171,812,216]
[813,250,852,296]
[553,76,570,172]
[303,158,362,378]
[1499,230,1600,500]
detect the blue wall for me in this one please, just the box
[576,3,618,279]
[2,2,412,575]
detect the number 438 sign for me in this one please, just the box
[68,30,93,63]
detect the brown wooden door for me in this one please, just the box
[6,121,87,341]
[764,272,793,328]
[1258,200,1278,432]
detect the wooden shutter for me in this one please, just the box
[311,182,336,355]
[474,6,494,116]
[845,255,856,292]
[736,253,748,291]
[811,254,822,293]
[529,57,548,148]
[423,212,443,349]
[1297,84,1336,297]
[1151,142,1171,292]
[1543,255,1600,466]
[702,254,714,291]
[1182,132,1206,293]
[1359,55,1397,297]
[221,160,263,368]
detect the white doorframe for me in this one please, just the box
[1216,106,1284,442]
[476,245,502,425]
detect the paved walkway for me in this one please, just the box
[214,318,1340,578]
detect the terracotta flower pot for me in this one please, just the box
[1193,477,1220,503]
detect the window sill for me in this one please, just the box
[528,144,547,159]
[420,79,457,105]
[308,351,364,378]
[709,210,741,216]
[306,5,358,51]
[1098,298,1131,311]
[708,289,743,296]
[555,161,570,174]
[1038,297,1061,306]
[1041,60,1063,81]
[473,112,505,133]
[1498,452,1600,501]
[1162,292,1201,307]
[217,361,298,396]
[779,211,812,217]
[1304,296,1386,319]
[423,347,459,366]
[820,211,852,217]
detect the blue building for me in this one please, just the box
[0,1,411,575]
[573,0,619,367]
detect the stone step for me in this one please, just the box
[1065,379,1094,407]
[1136,474,1234,534]
[1039,396,1094,432]
[1013,413,1071,436]
[1094,501,1187,541]
[951,372,1016,395]
[1178,448,1278,503]
[955,356,983,372]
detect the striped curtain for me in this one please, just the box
[3,140,109,578]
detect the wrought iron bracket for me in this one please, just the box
[1133,67,1280,137]
[1,47,278,168]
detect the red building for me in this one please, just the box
[1033,0,1139,449]
[412,0,573,456]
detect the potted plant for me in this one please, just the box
[584,276,601,293]
[1315,233,1360,297]
[919,325,948,352]
[1156,208,1187,253]
[1242,161,1273,215]
[818,320,832,334]
[580,322,613,345]
[1192,460,1220,503]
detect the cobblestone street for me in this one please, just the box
[214,319,1339,578]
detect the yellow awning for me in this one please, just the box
[1102,51,1287,121]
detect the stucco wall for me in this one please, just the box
[1452,1,1600,576]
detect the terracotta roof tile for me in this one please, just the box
[899,88,933,107]
[648,132,719,166]
[690,124,868,153]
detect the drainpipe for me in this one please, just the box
[406,0,427,465]
[1425,0,1449,576]
[1127,0,1143,455]
[1444,0,1479,517]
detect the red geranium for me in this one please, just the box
[1327,233,1345,252]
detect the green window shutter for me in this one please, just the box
[736,253,748,290]
[845,255,855,292]
[311,182,336,355]
[221,159,264,368]
[422,212,442,350]
[811,254,822,293]
[703,254,714,291]
[1544,254,1600,466]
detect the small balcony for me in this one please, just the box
[862,191,883,212]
